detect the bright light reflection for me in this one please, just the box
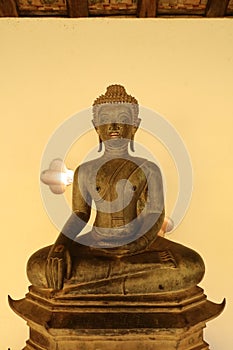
[40,159,74,194]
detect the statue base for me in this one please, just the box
[9,286,225,350]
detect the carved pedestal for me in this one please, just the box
[9,286,225,350]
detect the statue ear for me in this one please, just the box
[98,137,103,152]
[135,118,141,129]
[132,118,141,136]
[92,120,102,152]
[92,120,103,152]
[130,118,141,152]
[130,137,135,152]
[92,120,98,131]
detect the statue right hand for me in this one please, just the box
[45,244,72,290]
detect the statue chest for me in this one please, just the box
[87,159,147,210]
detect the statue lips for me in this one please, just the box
[109,131,121,138]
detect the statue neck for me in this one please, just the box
[103,140,130,158]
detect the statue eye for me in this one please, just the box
[96,186,101,192]
[119,115,131,124]
[99,115,110,125]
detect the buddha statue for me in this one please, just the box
[26,84,205,295]
[9,85,225,350]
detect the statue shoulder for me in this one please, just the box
[132,157,161,175]
[73,159,99,181]
[143,160,161,174]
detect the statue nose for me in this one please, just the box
[109,123,120,130]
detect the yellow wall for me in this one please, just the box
[1,18,233,349]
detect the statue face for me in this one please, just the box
[94,104,138,142]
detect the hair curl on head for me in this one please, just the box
[92,84,139,125]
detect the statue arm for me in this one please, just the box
[46,166,91,289]
[133,209,165,252]
[51,165,91,247]
[116,162,164,256]
[137,162,165,244]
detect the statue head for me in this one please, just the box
[92,85,141,152]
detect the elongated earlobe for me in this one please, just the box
[92,120,102,152]
[98,137,103,152]
[130,137,135,152]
